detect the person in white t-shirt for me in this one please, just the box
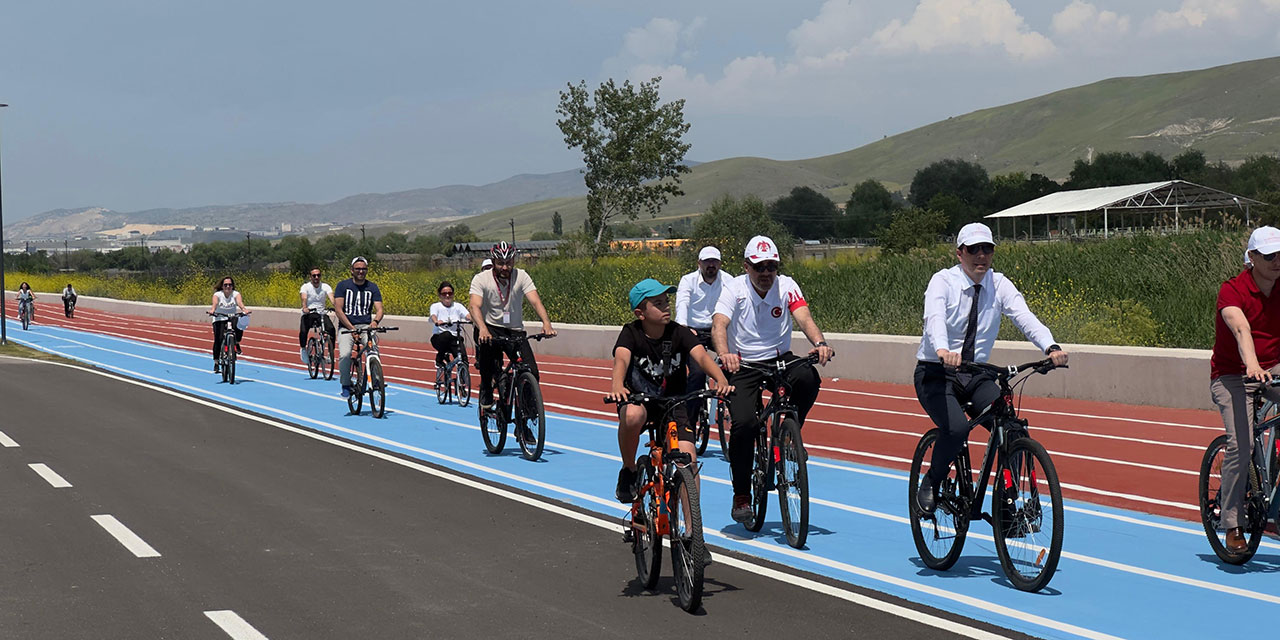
[676,245,726,417]
[712,235,834,524]
[429,280,471,370]
[298,267,336,365]
[207,276,251,372]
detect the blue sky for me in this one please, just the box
[1,0,1278,220]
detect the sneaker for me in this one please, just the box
[213,362,221,373]
[1226,526,1248,553]
[235,344,242,355]
[300,348,309,365]
[340,386,353,398]
[616,466,638,503]
[916,475,937,514]
[731,495,753,524]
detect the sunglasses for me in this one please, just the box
[310,272,322,277]
[749,262,780,273]
[222,283,234,288]
[1256,251,1279,262]
[964,243,995,256]
[440,291,454,296]
[351,267,368,272]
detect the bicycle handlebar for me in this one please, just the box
[603,388,717,407]
[341,326,399,335]
[208,312,248,320]
[958,358,1067,379]
[738,352,824,375]
[485,332,555,344]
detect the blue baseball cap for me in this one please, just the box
[628,278,676,310]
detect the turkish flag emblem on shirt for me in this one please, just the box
[771,306,783,318]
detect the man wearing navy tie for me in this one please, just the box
[913,222,1070,513]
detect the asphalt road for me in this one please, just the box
[0,357,1026,639]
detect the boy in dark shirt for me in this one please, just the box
[608,278,732,503]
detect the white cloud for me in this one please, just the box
[1051,1,1130,39]
[787,0,865,59]
[867,0,1056,61]
[620,18,682,63]
[1143,0,1280,33]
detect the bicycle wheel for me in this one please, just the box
[21,307,30,330]
[455,362,471,408]
[1199,434,1265,564]
[668,465,705,612]
[632,455,663,590]
[909,428,970,571]
[348,359,364,415]
[744,420,770,533]
[694,398,711,456]
[479,379,506,454]
[515,371,546,461]
[368,357,386,418]
[435,365,449,404]
[220,342,231,383]
[716,401,731,462]
[307,338,320,379]
[323,337,336,381]
[776,416,809,549]
[992,437,1064,592]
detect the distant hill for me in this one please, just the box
[459,56,1280,240]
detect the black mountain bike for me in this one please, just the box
[209,312,247,384]
[478,332,552,461]
[1199,379,1280,564]
[908,359,1066,593]
[18,298,33,330]
[304,310,336,381]
[692,349,730,458]
[435,321,472,407]
[739,353,822,549]
[608,388,717,612]
[345,326,398,418]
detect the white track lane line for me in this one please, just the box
[90,514,161,558]
[204,610,270,640]
[28,463,72,488]
[0,430,20,447]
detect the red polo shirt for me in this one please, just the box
[1211,269,1280,379]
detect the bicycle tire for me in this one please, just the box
[323,337,335,381]
[716,401,730,462]
[909,428,970,571]
[348,358,364,415]
[744,419,770,533]
[776,416,809,549]
[479,383,506,454]
[435,365,449,404]
[992,437,1064,592]
[1199,434,1265,564]
[633,455,663,590]
[21,306,30,330]
[515,371,546,461]
[668,465,705,612]
[307,338,320,379]
[369,357,386,418]
[694,397,711,456]
[456,362,471,408]
[224,339,237,385]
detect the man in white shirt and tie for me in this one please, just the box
[914,222,1069,514]
[676,246,725,414]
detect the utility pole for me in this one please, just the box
[360,225,366,242]
[64,237,69,271]
[0,103,8,345]
[509,218,515,244]
[246,232,251,263]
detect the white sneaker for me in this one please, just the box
[299,348,309,365]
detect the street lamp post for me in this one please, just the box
[0,103,9,346]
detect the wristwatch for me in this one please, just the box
[1045,344,1062,354]
[816,341,829,348]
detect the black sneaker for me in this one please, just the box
[616,466,638,503]
[731,495,753,524]
[916,475,937,514]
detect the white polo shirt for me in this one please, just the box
[675,269,723,329]
[915,265,1056,363]
[714,273,808,362]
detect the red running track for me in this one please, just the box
[12,304,1222,522]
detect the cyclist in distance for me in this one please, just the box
[16,282,35,321]
[913,223,1068,514]
[61,283,77,318]
[430,280,471,370]
[298,267,336,365]
[1209,225,1280,553]
[676,246,726,420]
[711,235,833,524]
[467,242,555,409]
[208,276,251,372]
[608,278,733,502]
[334,256,384,398]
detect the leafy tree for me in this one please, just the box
[987,171,1060,212]
[1171,149,1207,180]
[529,231,558,241]
[878,208,947,254]
[841,179,900,237]
[909,159,990,210]
[552,211,563,236]
[769,186,839,238]
[314,234,356,261]
[288,237,321,275]
[1066,151,1171,189]
[1232,155,1280,198]
[377,232,409,253]
[557,76,691,263]
[690,195,792,261]
[927,193,981,233]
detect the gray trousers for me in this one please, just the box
[338,324,370,388]
[1210,366,1280,529]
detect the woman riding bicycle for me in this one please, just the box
[1209,226,1280,553]
[208,276,251,371]
[16,282,35,321]
[430,280,471,371]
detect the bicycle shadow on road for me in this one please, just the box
[1196,552,1280,574]
[477,447,565,462]
[618,575,738,615]
[908,554,1064,595]
[716,521,836,548]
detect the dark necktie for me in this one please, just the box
[961,283,982,363]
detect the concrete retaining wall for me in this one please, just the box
[11,290,1215,410]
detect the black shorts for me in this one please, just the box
[639,401,695,443]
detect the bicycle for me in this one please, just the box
[477,332,553,461]
[738,353,822,549]
[607,388,717,612]
[435,321,472,407]
[304,309,336,381]
[1199,379,1280,564]
[18,298,33,331]
[695,362,731,459]
[344,326,398,418]
[908,359,1067,593]
[64,294,76,319]
[209,312,248,384]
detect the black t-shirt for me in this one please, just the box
[613,320,701,396]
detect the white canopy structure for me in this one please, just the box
[984,180,1266,239]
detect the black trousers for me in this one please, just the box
[212,322,244,359]
[727,353,821,495]
[298,312,336,348]
[474,324,539,401]
[62,295,76,317]
[431,332,468,368]
[913,361,1001,484]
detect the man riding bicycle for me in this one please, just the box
[468,242,556,410]
[711,235,833,524]
[676,246,726,419]
[913,223,1068,514]
[61,283,77,318]
[1210,226,1280,553]
[298,267,336,365]
[334,256,384,398]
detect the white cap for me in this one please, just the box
[744,235,780,263]
[697,246,722,262]
[1245,226,1280,265]
[956,223,995,248]
[481,258,493,269]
